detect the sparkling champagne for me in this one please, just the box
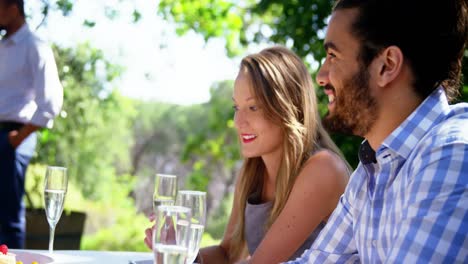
[44,189,66,226]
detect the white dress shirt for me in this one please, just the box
[0,23,63,128]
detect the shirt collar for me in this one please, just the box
[359,140,377,164]
[2,23,30,45]
[380,86,449,160]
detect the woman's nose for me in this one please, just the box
[234,109,248,129]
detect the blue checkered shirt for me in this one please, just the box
[287,87,468,263]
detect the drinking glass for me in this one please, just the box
[43,166,68,253]
[175,190,207,264]
[153,205,191,264]
[153,174,178,212]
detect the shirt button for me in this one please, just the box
[372,240,378,247]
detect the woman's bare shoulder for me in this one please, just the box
[297,149,350,187]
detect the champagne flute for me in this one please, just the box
[43,166,68,254]
[175,190,207,264]
[153,174,177,212]
[153,205,191,264]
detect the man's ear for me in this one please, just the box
[374,46,404,87]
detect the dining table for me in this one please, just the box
[11,249,153,264]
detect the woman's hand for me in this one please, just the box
[144,213,156,249]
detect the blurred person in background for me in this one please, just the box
[0,0,63,248]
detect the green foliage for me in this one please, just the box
[200,233,220,248]
[80,174,149,252]
[56,0,73,16]
[158,0,332,59]
[132,10,142,23]
[181,81,240,190]
[177,81,239,243]
[33,1,140,29]
[25,163,87,212]
[457,85,468,102]
[79,171,220,251]
[461,85,468,103]
[205,193,233,240]
[185,164,211,191]
[186,80,239,162]
[252,0,332,61]
[83,20,96,28]
[25,163,149,252]
[159,0,246,56]
[35,0,468,91]
[130,101,205,177]
[33,43,137,199]
[462,52,468,91]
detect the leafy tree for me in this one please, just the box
[182,80,239,186]
[180,80,240,236]
[131,102,192,176]
[110,80,239,237]
[130,81,240,218]
[27,43,150,251]
[129,101,213,214]
[158,0,331,59]
[33,43,137,199]
[31,1,468,95]
[25,164,151,251]
[31,0,142,29]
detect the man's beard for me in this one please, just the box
[323,67,378,137]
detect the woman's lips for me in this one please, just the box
[241,134,257,143]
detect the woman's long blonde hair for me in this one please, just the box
[229,46,347,260]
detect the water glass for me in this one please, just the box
[176,190,207,264]
[153,205,191,264]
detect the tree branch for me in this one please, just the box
[35,0,50,30]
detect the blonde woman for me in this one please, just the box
[145,46,350,263]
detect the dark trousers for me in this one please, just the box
[0,130,36,248]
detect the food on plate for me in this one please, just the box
[0,244,16,264]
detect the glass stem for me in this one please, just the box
[49,226,55,253]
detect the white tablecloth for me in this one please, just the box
[11,249,153,264]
